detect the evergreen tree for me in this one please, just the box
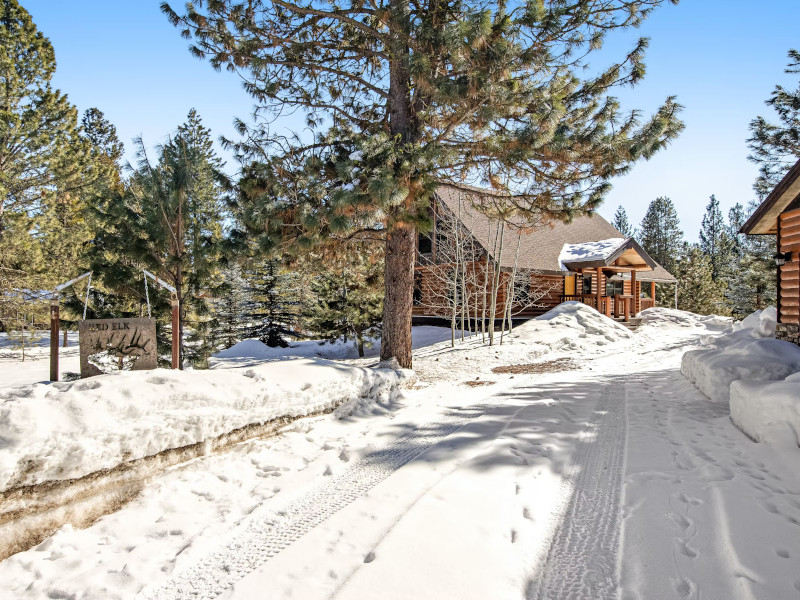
[698,195,733,281]
[164,0,684,368]
[242,259,301,347]
[0,0,91,234]
[210,262,249,350]
[726,253,776,319]
[639,196,684,273]
[304,247,383,358]
[0,0,95,317]
[724,200,776,318]
[675,244,726,315]
[727,202,747,261]
[611,205,633,237]
[88,111,228,366]
[747,49,800,198]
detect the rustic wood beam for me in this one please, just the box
[596,267,602,313]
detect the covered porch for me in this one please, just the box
[558,238,668,322]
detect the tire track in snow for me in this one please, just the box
[139,396,509,600]
[530,382,627,600]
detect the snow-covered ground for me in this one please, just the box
[0,332,80,389]
[1,304,800,599]
[0,359,407,490]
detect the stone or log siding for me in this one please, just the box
[776,323,800,346]
[778,208,800,325]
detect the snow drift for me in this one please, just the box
[0,359,406,490]
[681,307,800,404]
[730,373,800,448]
[637,307,731,334]
[514,301,632,348]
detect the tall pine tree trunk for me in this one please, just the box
[380,4,416,369]
[382,224,415,367]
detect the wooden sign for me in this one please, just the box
[78,318,157,377]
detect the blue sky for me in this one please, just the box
[24,0,800,241]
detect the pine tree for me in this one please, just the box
[0,0,95,316]
[611,205,634,237]
[747,49,800,198]
[0,0,91,235]
[87,111,228,366]
[164,0,684,368]
[727,202,747,261]
[304,248,383,358]
[699,195,733,281]
[210,263,249,350]
[639,196,684,273]
[724,200,776,318]
[242,259,301,347]
[726,253,776,319]
[675,244,726,315]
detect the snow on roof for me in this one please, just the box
[557,238,627,271]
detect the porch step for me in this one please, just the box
[616,317,642,331]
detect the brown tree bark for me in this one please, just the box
[380,0,417,369]
[381,223,415,368]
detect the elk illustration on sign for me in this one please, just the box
[78,318,157,377]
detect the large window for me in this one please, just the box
[413,271,423,306]
[418,232,432,254]
[582,274,593,295]
[606,280,624,297]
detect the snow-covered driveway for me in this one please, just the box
[2,309,800,599]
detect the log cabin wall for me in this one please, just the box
[778,208,800,325]
[413,263,566,318]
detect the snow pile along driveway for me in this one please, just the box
[730,373,800,448]
[636,306,731,334]
[0,359,406,490]
[680,307,800,404]
[514,301,632,349]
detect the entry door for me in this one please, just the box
[564,274,576,296]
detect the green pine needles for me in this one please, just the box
[164,0,684,367]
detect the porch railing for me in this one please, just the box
[561,294,651,320]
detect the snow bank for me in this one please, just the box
[514,302,632,348]
[730,373,800,448]
[681,337,800,403]
[209,327,455,369]
[681,307,800,404]
[208,338,366,367]
[637,307,731,333]
[731,306,778,337]
[0,359,405,490]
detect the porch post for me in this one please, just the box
[631,269,638,316]
[651,281,656,305]
[49,300,59,382]
[595,267,602,312]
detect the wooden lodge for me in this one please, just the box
[741,158,800,346]
[413,186,676,324]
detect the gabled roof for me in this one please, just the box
[558,237,658,271]
[741,158,800,235]
[434,185,676,282]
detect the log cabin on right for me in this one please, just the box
[741,158,800,346]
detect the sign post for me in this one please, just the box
[50,300,59,382]
[171,298,180,369]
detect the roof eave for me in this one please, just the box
[741,159,800,235]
